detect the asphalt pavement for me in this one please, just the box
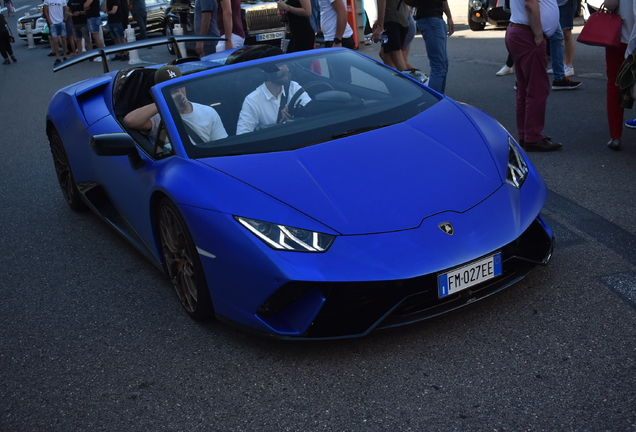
[1,1,635,431]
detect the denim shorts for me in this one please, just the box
[559,0,575,31]
[73,23,89,40]
[109,22,124,39]
[49,22,66,38]
[87,16,102,34]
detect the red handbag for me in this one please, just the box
[577,5,622,48]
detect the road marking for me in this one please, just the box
[602,272,636,309]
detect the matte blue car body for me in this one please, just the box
[181,180,547,337]
[47,47,552,339]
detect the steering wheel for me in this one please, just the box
[287,81,334,118]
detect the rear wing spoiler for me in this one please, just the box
[53,35,225,73]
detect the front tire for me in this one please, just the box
[49,128,86,211]
[157,197,214,320]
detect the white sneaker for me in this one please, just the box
[547,68,553,74]
[565,65,574,77]
[496,65,514,76]
[405,69,429,84]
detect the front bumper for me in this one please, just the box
[469,0,510,25]
[187,175,552,339]
[220,215,553,339]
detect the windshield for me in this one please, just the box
[160,50,440,159]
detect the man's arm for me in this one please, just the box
[103,0,118,15]
[524,0,543,46]
[605,0,618,11]
[124,103,159,132]
[331,0,347,46]
[83,0,92,11]
[442,0,454,36]
[372,0,386,43]
[236,98,259,135]
[219,0,233,49]
[43,3,51,24]
[196,11,212,55]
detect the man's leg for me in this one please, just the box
[506,26,528,142]
[549,24,565,81]
[507,25,549,143]
[606,44,626,140]
[91,32,104,49]
[388,49,407,71]
[417,17,449,94]
[49,37,58,58]
[563,29,574,67]
[50,24,62,61]
[60,34,68,58]
[133,0,148,40]
[88,17,105,48]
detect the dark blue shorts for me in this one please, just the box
[109,22,124,39]
[559,0,575,31]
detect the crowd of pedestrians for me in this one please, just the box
[503,0,636,151]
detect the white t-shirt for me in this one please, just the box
[236,81,310,135]
[181,103,228,142]
[44,0,68,25]
[149,103,228,144]
[509,0,559,38]
[319,0,353,41]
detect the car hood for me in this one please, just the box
[199,102,504,235]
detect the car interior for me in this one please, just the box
[112,50,437,160]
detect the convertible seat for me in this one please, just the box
[113,68,157,118]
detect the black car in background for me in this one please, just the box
[468,0,510,31]
[165,1,287,55]
[105,0,173,41]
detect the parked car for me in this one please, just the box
[103,0,174,42]
[16,5,48,43]
[165,1,287,55]
[47,40,554,339]
[17,0,172,45]
[468,0,510,31]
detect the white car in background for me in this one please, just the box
[581,0,602,19]
[16,5,47,44]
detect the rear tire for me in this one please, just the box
[157,197,214,320]
[49,128,86,211]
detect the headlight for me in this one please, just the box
[470,0,483,10]
[506,137,528,188]
[236,217,335,252]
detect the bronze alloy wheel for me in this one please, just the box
[158,198,214,320]
[49,129,86,211]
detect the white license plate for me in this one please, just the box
[438,253,502,298]
[256,31,285,41]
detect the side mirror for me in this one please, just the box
[89,133,144,169]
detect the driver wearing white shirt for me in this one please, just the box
[236,64,311,135]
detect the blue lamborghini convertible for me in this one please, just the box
[47,39,554,339]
